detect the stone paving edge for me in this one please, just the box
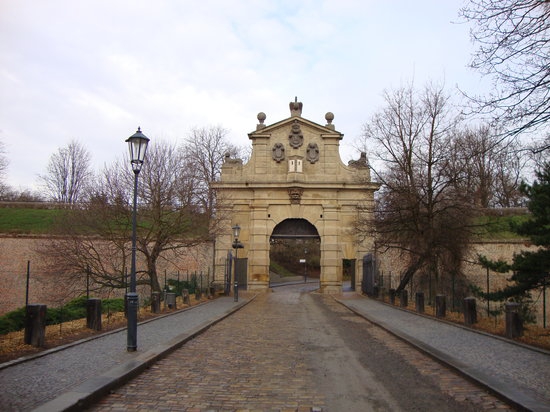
[30,296,256,412]
[335,295,550,412]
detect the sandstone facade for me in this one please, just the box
[212,100,379,293]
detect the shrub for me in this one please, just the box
[0,296,127,334]
[0,307,26,334]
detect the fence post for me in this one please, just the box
[415,291,425,313]
[24,304,47,347]
[435,295,446,318]
[505,302,523,338]
[463,297,477,325]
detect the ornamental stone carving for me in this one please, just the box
[272,143,285,162]
[289,120,304,148]
[288,187,304,204]
[306,142,319,164]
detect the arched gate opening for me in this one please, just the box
[269,219,321,286]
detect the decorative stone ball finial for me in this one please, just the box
[257,112,266,130]
[325,112,335,130]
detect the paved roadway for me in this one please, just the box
[88,284,512,412]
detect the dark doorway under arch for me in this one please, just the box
[269,219,321,285]
[271,218,320,239]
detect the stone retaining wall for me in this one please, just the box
[0,235,213,315]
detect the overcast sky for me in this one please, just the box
[0,0,484,191]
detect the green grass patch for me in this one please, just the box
[474,214,531,240]
[0,208,63,234]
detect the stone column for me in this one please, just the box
[435,295,446,318]
[389,289,396,305]
[400,290,408,307]
[24,304,47,347]
[166,292,176,309]
[463,297,477,325]
[505,302,523,338]
[86,298,102,331]
[415,292,425,313]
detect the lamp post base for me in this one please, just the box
[126,292,138,351]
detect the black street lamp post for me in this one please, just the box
[125,127,149,352]
[232,224,244,302]
[304,248,308,283]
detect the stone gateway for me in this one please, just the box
[213,99,379,293]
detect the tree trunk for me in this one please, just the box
[395,255,425,293]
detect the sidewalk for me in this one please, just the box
[337,294,550,412]
[0,296,251,412]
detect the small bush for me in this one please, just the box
[0,307,26,334]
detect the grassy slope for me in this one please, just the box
[0,207,532,240]
[0,208,62,234]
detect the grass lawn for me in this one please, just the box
[0,207,63,234]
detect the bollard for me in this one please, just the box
[389,289,396,305]
[86,298,102,331]
[435,295,446,318]
[166,292,176,310]
[151,292,161,313]
[24,304,47,347]
[505,302,523,338]
[182,289,190,305]
[415,291,425,314]
[400,290,408,307]
[463,297,477,325]
[373,285,379,298]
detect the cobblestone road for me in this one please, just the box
[90,284,509,411]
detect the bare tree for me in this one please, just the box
[42,140,216,295]
[460,0,550,146]
[0,140,8,197]
[358,83,477,295]
[182,126,239,216]
[452,124,527,207]
[39,140,93,204]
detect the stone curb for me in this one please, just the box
[31,296,256,412]
[335,296,550,412]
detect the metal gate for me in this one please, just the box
[362,253,377,296]
[225,252,248,293]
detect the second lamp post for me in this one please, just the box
[232,224,244,302]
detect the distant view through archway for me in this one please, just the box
[269,219,321,286]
